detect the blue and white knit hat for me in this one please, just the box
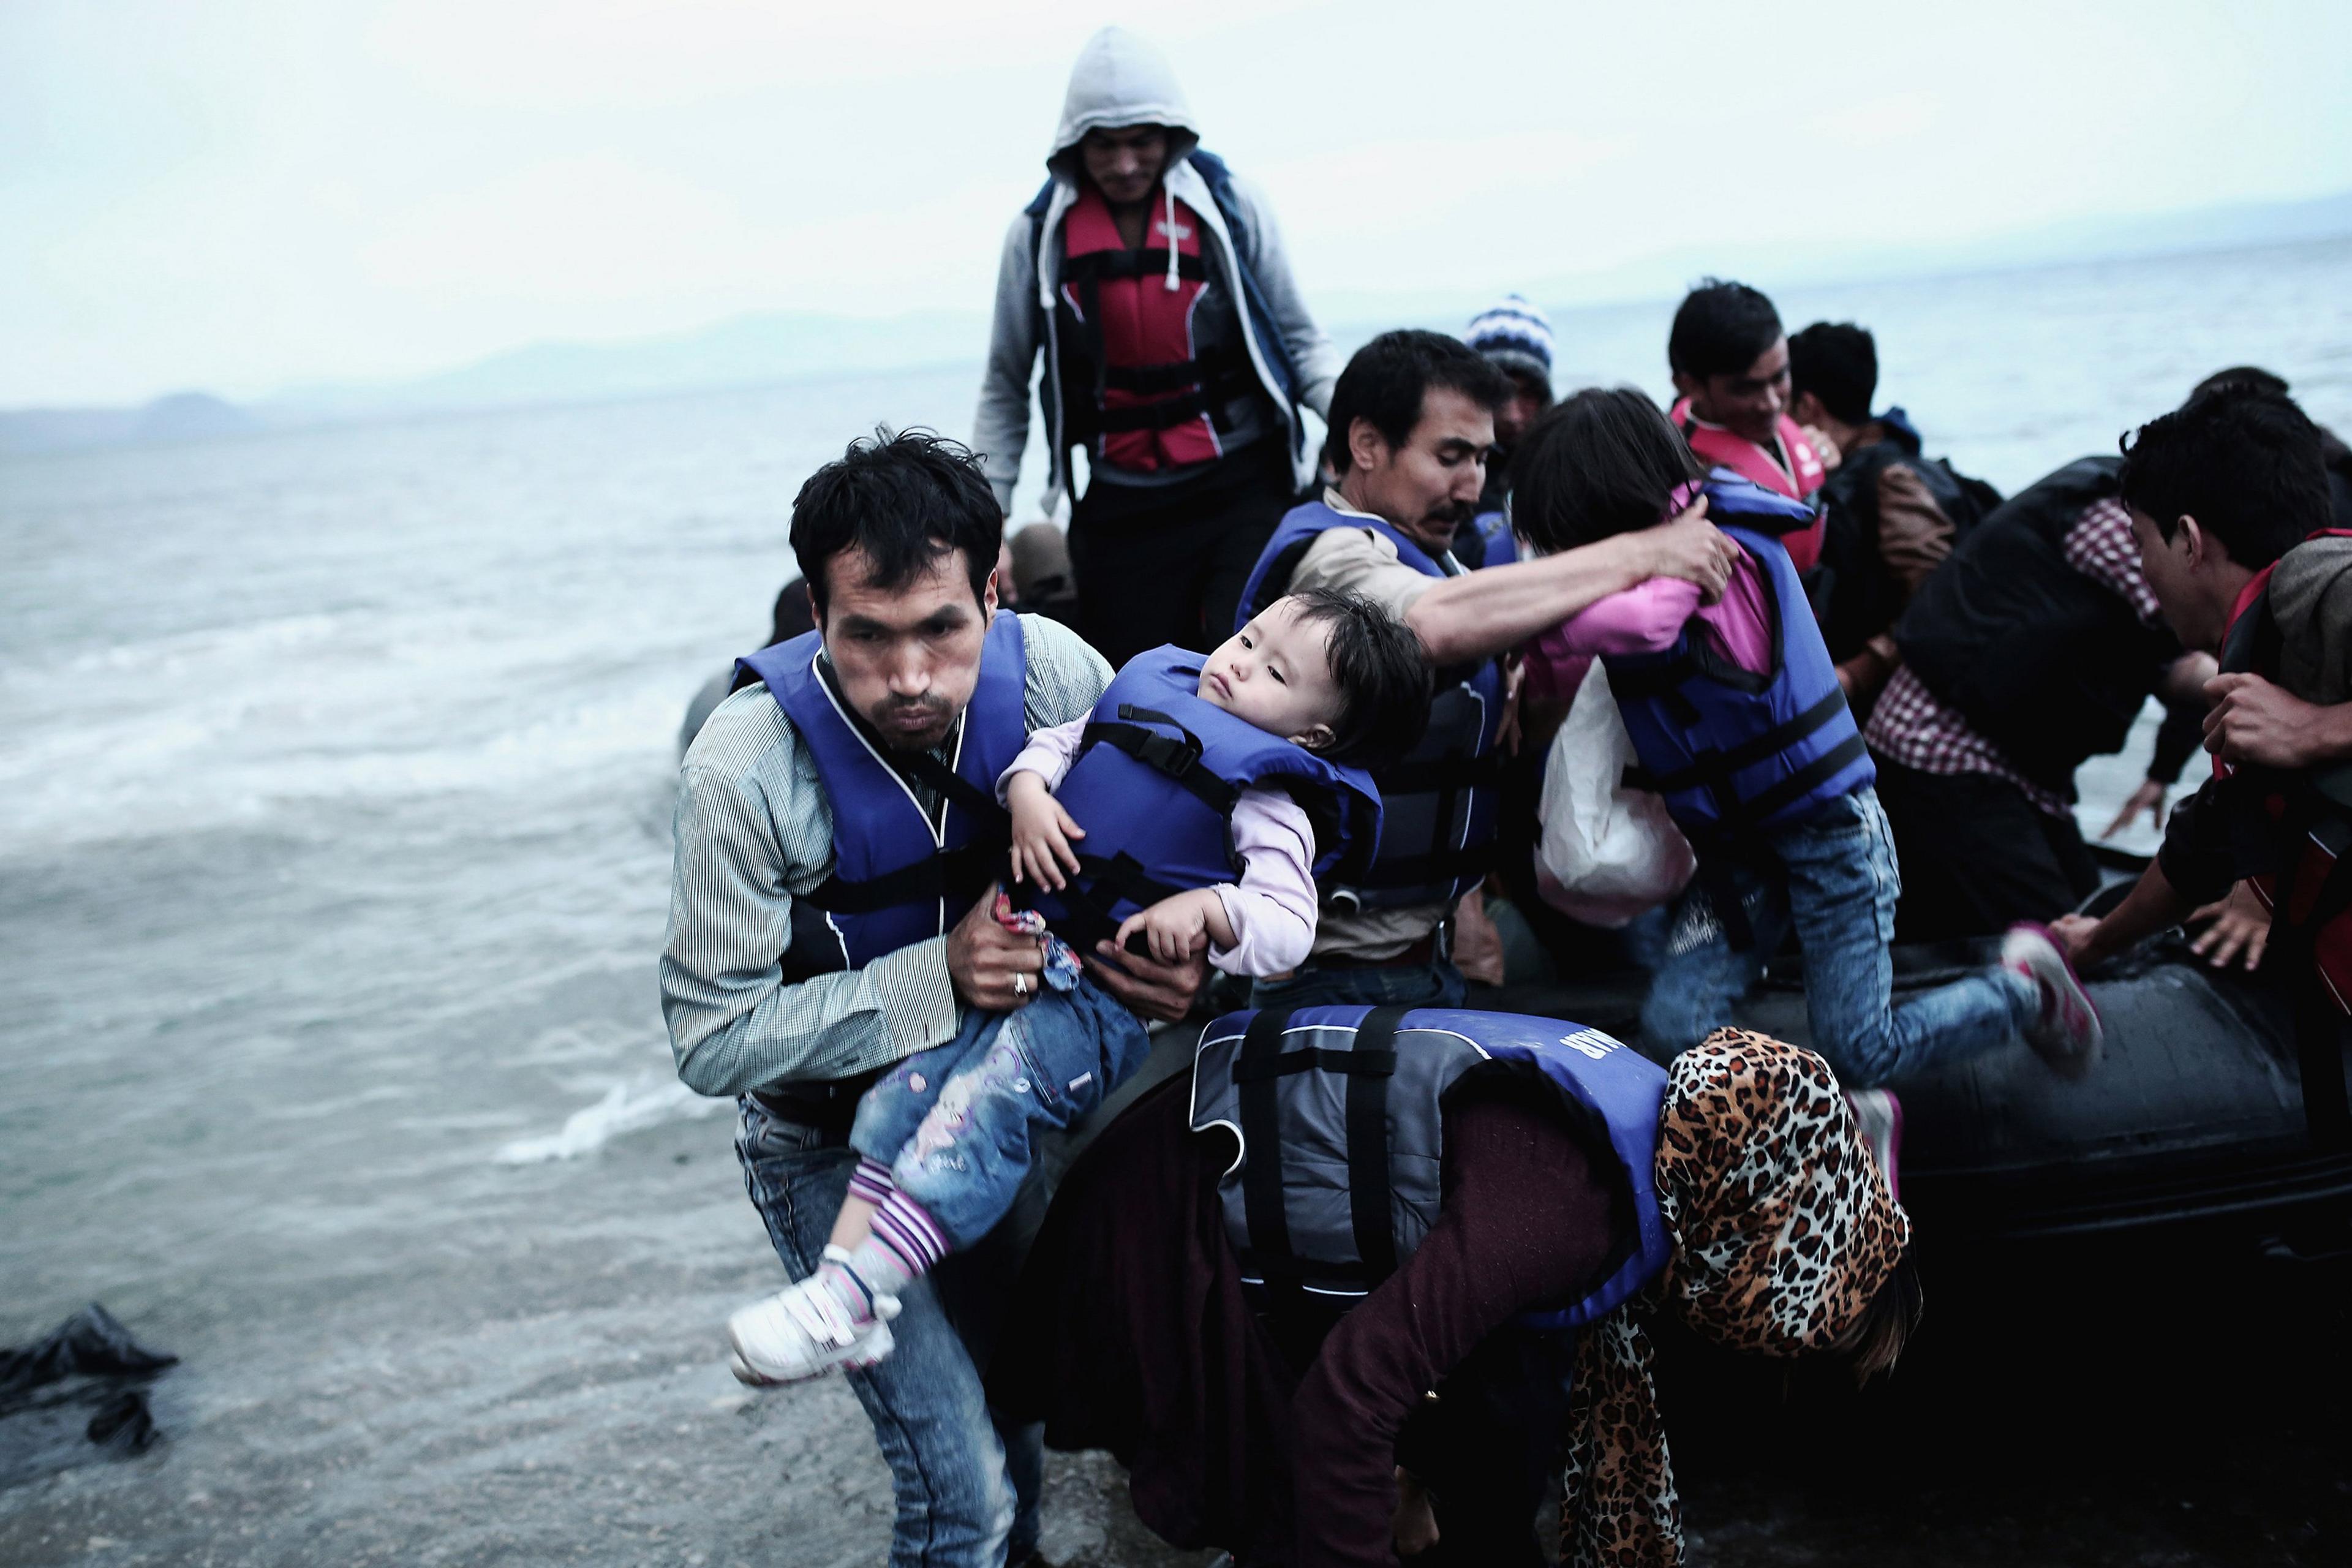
[1464,293,1555,387]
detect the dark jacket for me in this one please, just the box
[1812,415,2002,663]
[1894,456,2182,791]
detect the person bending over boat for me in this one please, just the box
[987,1017,1918,1567]
[1865,417,2220,941]
[971,25,1338,668]
[664,430,1208,1568]
[723,589,1428,1384]
[2041,388,2335,984]
[1513,388,2102,1087]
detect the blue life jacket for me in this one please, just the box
[1468,508,1518,568]
[1235,499,1504,908]
[1019,646,1382,952]
[738,613,1028,981]
[1189,1005,1673,1326]
[1604,473,1874,840]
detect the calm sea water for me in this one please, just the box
[2,238,2348,1564]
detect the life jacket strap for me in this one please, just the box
[1232,1006,1409,1298]
[1102,344,1251,396]
[1061,247,1210,286]
[1020,850,1193,954]
[1736,732,1870,824]
[1641,688,1853,796]
[1231,1046,1400,1082]
[1237,1009,1303,1305]
[1084,708,1245,817]
[802,839,1006,916]
[878,744,1012,831]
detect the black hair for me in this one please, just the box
[1834,1251,1923,1385]
[1787,322,1877,425]
[2117,385,2329,572]
[1323,329,1513,475]
[2191,365,2290,402]
[1668,277,1784,380]
[769,578,818,647]
[1509,387,1705,556]
[1281,586,1433,769]
[788,428,1003,618]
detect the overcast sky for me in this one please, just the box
[7,0,2350,405]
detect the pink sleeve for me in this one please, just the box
[1550,578,1703,655]
[1520,578,1702,709]
[1207,788,1319,977]
[995,717,1087,801]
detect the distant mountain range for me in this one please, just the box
[7,189,2349,459]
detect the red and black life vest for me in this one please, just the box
[2215,529,2352,1016]
[1670,397,1830,571]
[1056,184,1256,473]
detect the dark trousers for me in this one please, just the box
[1393,1328,1577,1568]
[1873,755,2101,941]
[1068,446,1298,668]
[1252,1305,1570,1568]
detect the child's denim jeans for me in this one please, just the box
[850,975,1150,1249]
[1638,786,2038,1086]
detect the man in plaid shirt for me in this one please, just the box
[1868,481,2213,940]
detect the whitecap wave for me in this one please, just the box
[494,1071,726,1164]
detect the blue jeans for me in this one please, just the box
[1248,955,1468,1012]
[851,976,1150,1249]
[1638,787,2037,1086]
[736,1099,1041,1567]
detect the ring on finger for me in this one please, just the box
[1011,971,1030,998]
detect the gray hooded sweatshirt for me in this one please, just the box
[970,26,1338,516]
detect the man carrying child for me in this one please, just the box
[662,431,1205,1568]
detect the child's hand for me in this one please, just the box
[1115,891,1214,964]
[1006,771,1084,891]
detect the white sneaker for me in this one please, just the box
[2002,922,2102,1080]
[728,1251,901,1386]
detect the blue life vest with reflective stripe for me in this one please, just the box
[1604,475,1874,837]
[1235,500,1504,908]
[1189,1006,1673,1326]
[1019,646,1382,952]
[739,612,1028,979]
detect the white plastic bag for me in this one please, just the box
[1534,661,1696,928]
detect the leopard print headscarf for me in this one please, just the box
[1560,1028,1912,1567]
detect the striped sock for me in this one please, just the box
[862,1188,950,1287]
[846,1157,895,1207]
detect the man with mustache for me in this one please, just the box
[1231,331,1739,1009]
[663,430,1207,1568]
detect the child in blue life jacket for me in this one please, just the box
[726,587,1430,1385]
[1511,388,2103,1110]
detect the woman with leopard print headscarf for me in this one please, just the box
[986,1023,1916,1567]
[1556,1027,1917,1567]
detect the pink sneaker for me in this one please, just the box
[2001,922,2102,1080]
[1844,1088,1904,1204]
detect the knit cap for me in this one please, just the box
[1464,293,1555,387]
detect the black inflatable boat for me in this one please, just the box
[1487,929,2352,1248]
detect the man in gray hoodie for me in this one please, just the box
[972,26,1338,668]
